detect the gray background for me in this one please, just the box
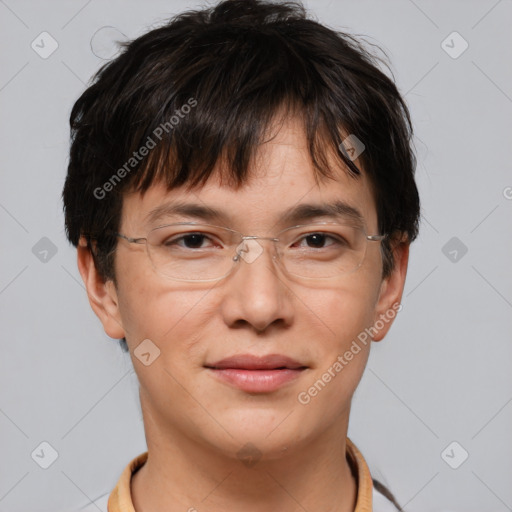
[1,0,511,510]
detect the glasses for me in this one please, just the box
[112,222,386,282]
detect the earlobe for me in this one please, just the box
[371,240,410,342]
[77,236,126,339]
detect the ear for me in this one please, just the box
[371,238,410,342]
[77,236,126,339]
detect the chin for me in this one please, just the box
[222,411,311,448]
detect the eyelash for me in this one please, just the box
[164,232,344,250]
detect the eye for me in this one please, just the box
[163,232,218,249]
[292,232,346,249]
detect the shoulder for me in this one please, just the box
[77,488,398,512]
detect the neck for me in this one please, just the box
[131,406,358,512]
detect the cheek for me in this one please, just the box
[116,252,208,358]
[119,283,210,415]
[121,286,207,348]
[298,276,379,351]
[292,281,376,413]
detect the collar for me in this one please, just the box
[107,437,373,511]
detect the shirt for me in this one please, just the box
[79,438,398,511]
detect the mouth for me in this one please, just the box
[204,354,308,393]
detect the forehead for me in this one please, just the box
[120,116,378,233]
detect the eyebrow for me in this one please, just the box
[145,199,365,229]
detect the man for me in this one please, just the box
[63,1,420,510]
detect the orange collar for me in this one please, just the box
[108,437,373,511]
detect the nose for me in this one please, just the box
[219,238,295,333]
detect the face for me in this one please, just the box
[80,115,408,462]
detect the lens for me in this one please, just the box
[147,224,237,281]
[279,223,366,278]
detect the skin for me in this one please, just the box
[78,114,409,512]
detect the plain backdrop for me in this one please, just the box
[0,1,511,511]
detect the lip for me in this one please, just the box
[204,354,308,393]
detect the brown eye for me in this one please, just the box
[165,233,210,249]
[304,233,328,248]
[293,233,343,249]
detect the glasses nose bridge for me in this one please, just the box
[240,234,280,243]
